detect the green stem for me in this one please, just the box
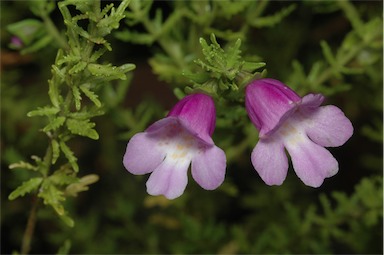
[20,196,39,255]
[41,13,69,50]
[20,142,53,254]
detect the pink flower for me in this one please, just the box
[245,78,353,187]
[123,93,226,199]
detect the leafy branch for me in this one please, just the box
[7,0,134,253]
[287,1,382,96]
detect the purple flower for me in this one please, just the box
[10,36,23,49]
[245,78,353,187]
[123,93,226,199]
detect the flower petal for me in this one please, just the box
[167,93,216,144]
[123,132,165,175]
[191,145,226,190]
[146,117,177,134]
[245,78,301,137]
[303,105,353,147]
[300,93,324,109]
[146,157,190,199]
[251,138,288,186]
[284,135,338,187]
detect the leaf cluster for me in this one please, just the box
[115,0,294,86]
[8,0,134,227]
[229,176,382,254]
[287,1,382,96]
[184,34,265,99]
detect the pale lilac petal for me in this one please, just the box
[265,93,325,137]
[146,157,190,199]
[300,93,324,109]
[191,145,226,190]
[284,135,338,187]
[123,132,165,175]
[302,105,353,147]
[146,117,177,134]
[251,138,288,185]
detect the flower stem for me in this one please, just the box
[20,196,39,255]
[20,144,53,254]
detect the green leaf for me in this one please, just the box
[59,213,75,228]
[249,4,296,28]
[66,118,99,140]
[320,41,337,67]
[51,64,67,80]
[65,174,99,197]
[215,0,251,19]
[67,108,105,120]
[27,106,60,117]
[97,0,131,37]
[48,79,61,108]
[99,4,114,20]
[31,155,42,164]
[183,72,210,84]
[338,1,364,37]
[68,61,88,74]
[361,118,383,143]
[149,55,184,83]
[89,47,108,62]
[8,178,43,200]
[57,239,71,255]
[43,116,66,132]
[72,86,82,110]
[87,63,135,80]
[57,54,82,66]
[173,88,186,100]
[121,63,137,73]
[242,62,266,73]
[9,161,38,171]
[59,141,79,172]
[38,180,65,215]
[37,176,75,228]
[80,85,101,107]
[7,19,44,45]
[319,194,333,218]
[49,168,78,186]
[114,30,155,45]
[225,38,242,68]
[51,139,61,164]
[308,61,325,84]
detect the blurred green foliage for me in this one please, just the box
[1,0,382,254]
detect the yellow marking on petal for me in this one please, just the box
[286,134,304,146]
[171,152,187,159]
[279,123,304,146]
